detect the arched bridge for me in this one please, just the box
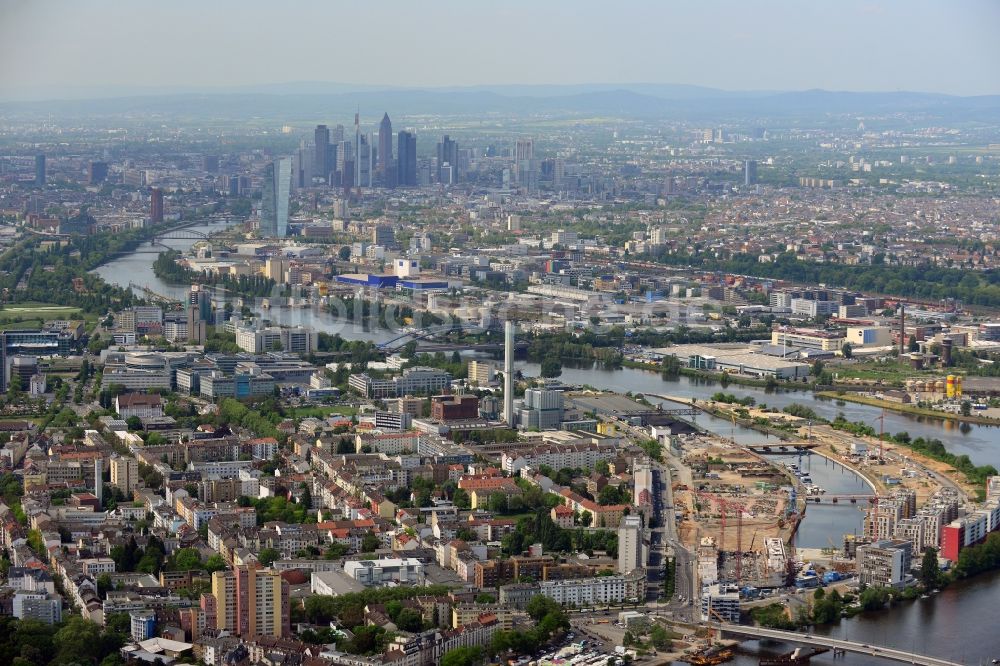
[114,228,214,254]
[153,229,210,245]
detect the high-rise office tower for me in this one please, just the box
[354,111,362,189]
[618,515,643,574]
[189,284,213,321]
[187,284,212,344]
[553,157,564,188]
[377,112,393,186]
[314,125,330,182]
[372,224,395,247]
[514,138,536,189]
[88,161,108,185]
[336,139,352,177]
[260,158,291,237]
[357,134,372,188]
[292,146,314,189]
[436,135,458,183]
[397,131,417,186]
[744,159,758,186]
[325,142,336,185]
[150,187,164,224]
[34,154,46,187]
[503,321,515,425]
[514,138,534,163]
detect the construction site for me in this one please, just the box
[671,434,807,589]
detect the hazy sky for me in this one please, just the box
[1,0,999,100]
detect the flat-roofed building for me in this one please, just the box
[344,558,425,586]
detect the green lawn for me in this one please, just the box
[287,405,357,419]
[832,359,934,385]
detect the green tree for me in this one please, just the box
[598,485,625,506]
[395,608,423,632]
[441,646,483,666]
[488,491,509,513]
[921,547,941,589]
[258,548,281,567]
[205,554,228,573]
[167,547,202,571]
[859,586,891,611]
[540,358,562,378]
[526,594,561,621]
[361,533,381,553]
[649,624,673,650]
[961,401,972,417]
[53,615,104,665]
[841,343,853,359]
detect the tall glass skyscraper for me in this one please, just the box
[397,131,416,186]
[261,158,291,237]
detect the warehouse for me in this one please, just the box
[711,353,810,380]
[335,273,398,289]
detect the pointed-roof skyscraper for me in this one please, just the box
[378,112,394,187]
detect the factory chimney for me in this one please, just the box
[899,304,906,355]
[504,320,515,425]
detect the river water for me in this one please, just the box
[94,223,1000,664]
[92,219,398,345]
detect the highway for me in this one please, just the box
[708,623,962,666]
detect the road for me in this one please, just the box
[610,416,697,620]
[649,456,696,621]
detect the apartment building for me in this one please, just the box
[857,539,912,589]
[537,571,645,606]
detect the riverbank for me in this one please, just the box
[664,393,974,505]
[622,358,813,392]
[816,390,1000,426]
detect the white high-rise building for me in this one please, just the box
[618,514,643,574]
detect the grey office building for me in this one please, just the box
[260,158,291,237]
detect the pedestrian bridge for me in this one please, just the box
[708,622,961,666]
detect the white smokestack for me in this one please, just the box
[504,320,515,425]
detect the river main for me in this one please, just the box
[93,223,1000,664]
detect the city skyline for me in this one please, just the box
[1,0,998,101]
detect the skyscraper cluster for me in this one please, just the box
[292,113,471,193]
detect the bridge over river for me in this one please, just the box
[709,622,961,666]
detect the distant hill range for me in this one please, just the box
[2,82,998,121]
